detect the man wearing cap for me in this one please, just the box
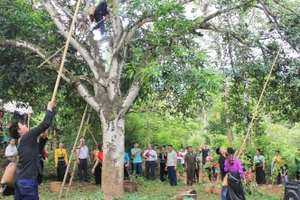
[76,138,90,182]
[184,146,197,186]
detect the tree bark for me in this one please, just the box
[100,112,125,199]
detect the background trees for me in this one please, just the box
[0,0,299,198]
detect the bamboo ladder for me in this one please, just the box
[58,106,93,198]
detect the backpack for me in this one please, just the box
[88,6,95,22]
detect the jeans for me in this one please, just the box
[78,159,89,181]
[221,186,227,200]
[167,166,177,186]
[14,178,39,200]
[133,162,142,176]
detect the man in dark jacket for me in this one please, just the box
[9,101,55,199]
[92,1,109,38]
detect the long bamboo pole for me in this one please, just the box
[238,42,284,154]
[51,0,81,101]
[65,107,93,198]
[58,104,88,198]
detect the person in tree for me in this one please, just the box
[224,148,246,200]
[217,147,227,200]
[184,146,197,186]
[294,149,300,182]
[92,0,109,39]
[143,144,157,180]
[280,158,288,186]
[131,142,142,176]
[91,143,103,186]
[76,138,90,182]
[272,150,282,184]
[158,145,168,182]
[37,130,49,185]
[165,144,177,186]
[253,149,266,185]
[54,142,68,182]
[9,101,55,199]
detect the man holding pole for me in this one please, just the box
[9,101,55,200]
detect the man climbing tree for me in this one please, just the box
[91,0,109,39]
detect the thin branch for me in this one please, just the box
[272,0,300,18]
[197,4,244,28]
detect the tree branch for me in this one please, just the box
[119,81,143,117]
[0,39,100,111]
[42,0,104,82]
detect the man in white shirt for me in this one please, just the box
[5,138,18,162]
[143,144,157,180]
[165,144,177,186]
[76,138,90,182]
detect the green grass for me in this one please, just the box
[0,176,284,200]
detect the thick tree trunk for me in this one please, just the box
[100,113,125,200]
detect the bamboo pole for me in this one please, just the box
[37,46,65,69]
[87,126,98,146]
[58,104,88,198]
[65,107,93,197]
[51,0,82,101]
[238,42,284,154]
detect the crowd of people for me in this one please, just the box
[0,100,299,199]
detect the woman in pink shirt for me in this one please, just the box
[224,148,246,200]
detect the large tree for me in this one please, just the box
[1,0,298,199]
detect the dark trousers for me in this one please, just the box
[132,162,142,176]
[167,166,177,186]
[160,163,167,181]
[124,166,130,180]
[37,159,44,185]
[255,166,266,184]
[78,159,89,181]
[94,161,101,185]
[145,161,156,180]
[195,167,199,181]
[14,178,38,200]
[57,161,68,182]
[93,15,105,35]
[186,167,195,185]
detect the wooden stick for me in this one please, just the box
[65,107,93,198]
[51,0,82,101]
[58,104,88,198]
[37,46,64,69]
[87,126,98,146]
[238,42,284,154]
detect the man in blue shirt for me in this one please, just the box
[131,142,143,176]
